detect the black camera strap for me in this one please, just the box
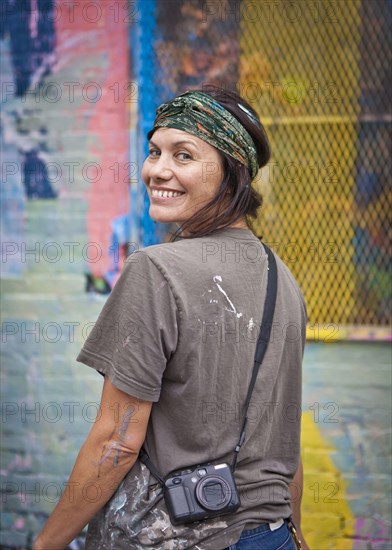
[139,243,277,483]
[231,243,277,471]
[139,447,165,485]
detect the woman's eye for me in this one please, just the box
[148,148,160,158]
[177,152,192,161]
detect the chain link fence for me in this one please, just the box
[133,0,391,331]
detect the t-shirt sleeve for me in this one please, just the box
[76,251,179,402]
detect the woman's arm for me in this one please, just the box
[33,378,152,550]
[290,458,310,550]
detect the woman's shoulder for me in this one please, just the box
[273,252,307,314]
[136,240,205,285]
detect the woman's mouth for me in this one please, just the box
[150,189,185,200]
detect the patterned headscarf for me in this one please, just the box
[147,91,259,180]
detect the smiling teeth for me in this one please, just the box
[152,189,183,198]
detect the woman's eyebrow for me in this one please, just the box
[149,139,198,148]
[172,140,198,148]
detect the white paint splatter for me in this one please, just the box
[155,280,167,293]
[122,335,132,348]
[110,490,127,514]
[213,275,243,318]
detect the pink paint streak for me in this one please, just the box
[55,0,130,278]
[355,517,390,543]
[30,0,38,38]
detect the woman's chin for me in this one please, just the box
[149,208,181,225]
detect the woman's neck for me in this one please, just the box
[226,218,249,230]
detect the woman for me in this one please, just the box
[34,86,309,550]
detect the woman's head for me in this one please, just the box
[142,85,271,240]
[141,127,225,228]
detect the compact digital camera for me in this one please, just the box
[163,462,240,525]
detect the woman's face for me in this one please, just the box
[142,128,224,226]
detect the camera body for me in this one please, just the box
[163,462,240,525]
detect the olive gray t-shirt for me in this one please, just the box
[77,227,307,550]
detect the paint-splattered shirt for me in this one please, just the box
[77,226,307,549]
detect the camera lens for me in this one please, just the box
[195,475,232,511]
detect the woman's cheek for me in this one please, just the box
[141,161,149,185]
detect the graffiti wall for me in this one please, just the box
[1,0,130,289]
[1,1,391,549]
[1,0,130,546]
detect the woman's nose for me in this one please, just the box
[148,154,173,181]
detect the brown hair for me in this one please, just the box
[167,84,271,241]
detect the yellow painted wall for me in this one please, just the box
[240,0,362,326]
[301,413,354,549]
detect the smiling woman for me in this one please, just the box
[34,86,309,550]
[144,86,271,240]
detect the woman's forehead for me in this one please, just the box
[150,127,217,152]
